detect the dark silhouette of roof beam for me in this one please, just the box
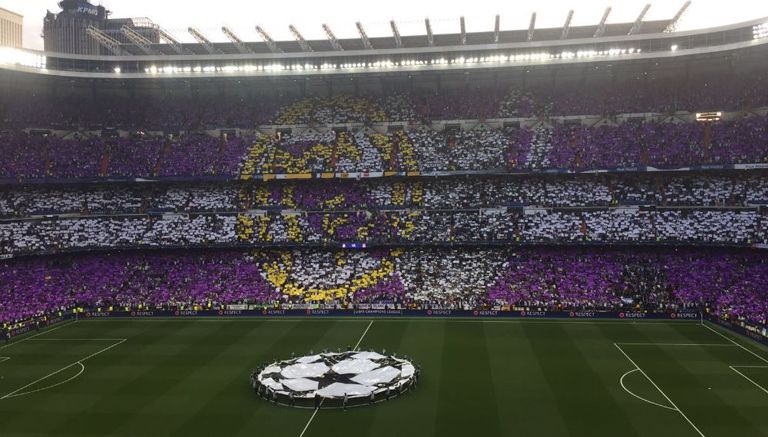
[560,10,574,39]
[222,26,254,54]
[289,25,313,52]
[121,25,157,55]
[158,28,183,54]
[665,1,692,32]
[390,20,402,48]
[356,22,373,49]
[322,24,344,51]
[425,18,434,47]
[527,13,537,41]
[255,26,282,53]
[188,27,222,54]
[593,7,612,38]
[86,25,124,55]
[628,4,651,35]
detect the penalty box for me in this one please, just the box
[0,337,125,400]
[616,326,768,437]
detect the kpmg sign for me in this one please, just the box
[75,2,100,17]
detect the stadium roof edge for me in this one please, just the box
[23,15,768,62]
[4,38,766,80]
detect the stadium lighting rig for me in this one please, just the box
[133,46,643,77]
[696,112,722,122]
[493,15,500,43]
[754,23,768,39]
[0,48,46,69]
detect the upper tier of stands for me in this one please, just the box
[1,115,767,181]
[2,73,768,130]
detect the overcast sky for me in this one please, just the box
[2,0,767,50]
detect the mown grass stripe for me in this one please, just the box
[523,322,641,436]
[435,320,502,436]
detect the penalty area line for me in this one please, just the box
[615,343,735,347]
[702,323,768,366]
[729,366,768,397]
[0,338,126,400]
[30,338,128,341]
[299,320,374,437]
[614,343,706,437]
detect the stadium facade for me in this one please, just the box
[0,6,22,48]
[43,0,159,56]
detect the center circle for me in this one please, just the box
[250,351,419,409]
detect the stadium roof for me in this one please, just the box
[1,8,767,79]
[120,18,676,56]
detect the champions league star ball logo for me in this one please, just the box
[251,351,418,408]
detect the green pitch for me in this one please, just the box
[0,318,767,436]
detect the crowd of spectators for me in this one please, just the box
[2,77,767,334]
[242,119,768,175]
[3,174,767,218]
[0,132,249,180]
[3,116,766,181]
[4,73,768,130]
[0,117,768,181]
[2,248,765,328]
[2,207,766,255]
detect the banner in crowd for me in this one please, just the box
[80,308,703,320]
[709,317,768,346]
[10,311,766,348]
[4,162,768,186]
[7,314,70,337]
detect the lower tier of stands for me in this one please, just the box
[2,247,765,329]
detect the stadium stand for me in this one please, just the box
[1,248,765,328]
[1,13,768,338]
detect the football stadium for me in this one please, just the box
[0,0,767,435]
